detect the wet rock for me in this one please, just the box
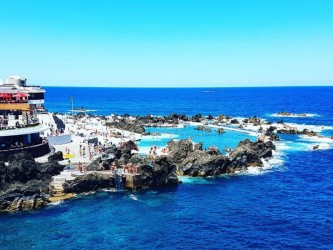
[265,126,280,141]
[191,114,203,122]
[195,125,212,132]
[230,119,239,124]
[106,121,145,134]
[167,139,194,164]
[142,132,161,136]
[277,128,318,137]
[140,157,179,188]
[0,191,49,212]
[63,172,114,193]
[166,138,276,176]
[166,139,229,177]
[216,128,225,134]
[226,139,275,173]
[180,150,228,177]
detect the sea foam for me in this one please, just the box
[270,113,319,118]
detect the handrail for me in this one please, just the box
[0,141,48,152]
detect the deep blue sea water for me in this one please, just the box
[1,87,333,249]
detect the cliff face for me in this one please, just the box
[0,152,64,213]
[226,139,275,173]
[63,173,114,193]
[166,139,275,176]
[62,141,179,193]
[140,157,179,189]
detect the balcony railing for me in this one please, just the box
[0,117,40,130]
[0,141,51,161]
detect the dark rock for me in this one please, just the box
[207,114,214,120]
[53,115,66,130]
[226,139,275,173]
[167,139,194,164]
[166,138,276,177]
[194,142,203,151]
[277,128,299,134]
[247,117,261,126]
[277,128,318,137]
[267,126,277,132]
[216,128,225,134]
[230,119,240,124]
[87,158,105,171]
[140,157,179,188]
[128,154,144,164]
[191,114,203,122]
[180,150,228,177]
[0,152,64,213]
[265,126,280,141]
[63,173,114,193]
[166,139,228,177]
[143,132,162,136]
[195,125,212,132]
[106,121,145,134]
[118,140,139,151]
[47,151,64,162]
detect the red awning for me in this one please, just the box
[0,93,11,98]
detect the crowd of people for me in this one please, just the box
[47,123,65,136]
[110,161,140,174]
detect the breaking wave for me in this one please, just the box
[270,113,319,118]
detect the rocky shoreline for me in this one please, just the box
[104,113,325,140]
[2,112,330,213]
[0,136,275,213]
[0,152,64,212]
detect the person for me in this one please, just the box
[78,161,83,173]
[111,161,116,172]
[82,163,87,173]
[66,160,71,170]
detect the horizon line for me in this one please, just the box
[42,84,333,88]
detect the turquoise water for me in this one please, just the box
[1,87,333,249]
[139,125,256,154]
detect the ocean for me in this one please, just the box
[1,87,333,249]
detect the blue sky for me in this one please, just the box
[0,0,332,87]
